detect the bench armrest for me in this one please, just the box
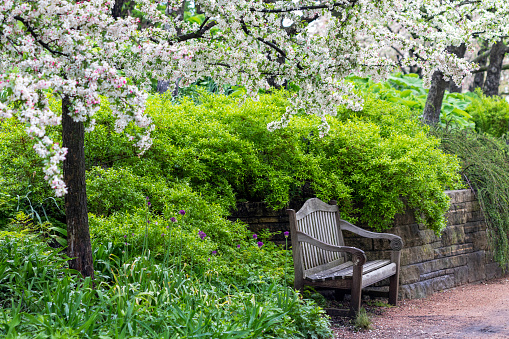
[339,220,403,251]
[296,231,367,265]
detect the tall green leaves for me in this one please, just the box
[0,235,333,338]
[436,129,509,267]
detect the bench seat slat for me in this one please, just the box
[305,259,391,282]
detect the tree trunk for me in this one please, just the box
[469,42,489,92]
[158,1,186,94]
[448,45,467,93]
[483,40,508,97]
[62,96,94,279]
[157,80,172,94]
[112,0,126,19]
[422,44,466,125]
[422,70,449,125]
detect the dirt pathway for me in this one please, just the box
[333,275,509,338]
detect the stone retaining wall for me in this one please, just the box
[229,189,506,299]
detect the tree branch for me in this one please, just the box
[240,19,304,71]
[471,49,491,63]
[172,20,217,43]
[472,63,509,74]
[14,16,68,57]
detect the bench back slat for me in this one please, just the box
[295,198,345,271]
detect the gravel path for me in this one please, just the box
[333,275,509,339]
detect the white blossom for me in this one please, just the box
[1,0,501,196]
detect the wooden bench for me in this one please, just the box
[287,198,403,315]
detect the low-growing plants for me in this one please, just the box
[353,308,372,331]
[347,73,509,138]
[0,234,333,338]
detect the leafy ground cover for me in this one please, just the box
[0,233,332,338]
[348,73,509,135]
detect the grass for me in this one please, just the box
[353,308,372,331]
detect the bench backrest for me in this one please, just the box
[292,198,345,271]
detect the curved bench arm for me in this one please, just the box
[339,220,404,251]
[296,231,367,265]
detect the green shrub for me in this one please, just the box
[144,93,460,233]
[0,118,63,227]
[0,90,462,237]
[466,89,509,137]
[320,97,462,232]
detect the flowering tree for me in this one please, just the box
[0,0,475,278]
[381,0,509,124]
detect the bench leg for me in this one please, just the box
[389,250,401,306]
[350,264,363,316]
[388,274,399,306]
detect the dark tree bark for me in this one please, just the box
[112,0,126,19]
[483,40,508,97]
[422,70,449,125]
[158,1,187,94]
[62,96,94,279]
[112,0,136,19]
[422,44,466,125]
[448,44,467,93]
[469,42,489,92]
[157,80,172,94]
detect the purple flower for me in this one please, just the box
[154,221,158,225]
[252,233,257,239]
[208,258,210,262]
[179,209,186,215]
[125,242,128,246]
[147,220,150,224]
[148,201,151,207]
[162,233,165,237]
[166,226,170,229]
[237,244,241,248]
[170,217,176,222]
[198,231,207,240]
[257,241,264,248]
[284,231,289,238]
[124,235,127,238]
[146,197,150,200]
[132,233,135,236]
[212,250,217,255]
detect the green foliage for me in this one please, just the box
[466,89,509,137]
[0,91,461,238]
[348,73,476,130]
[0,234,72,310]
[349,73,509,138]
[436,129,509,268]
[353,308,371,331]
[0,236,333,338]
[0,113,64,228]
[326,97,462,232]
